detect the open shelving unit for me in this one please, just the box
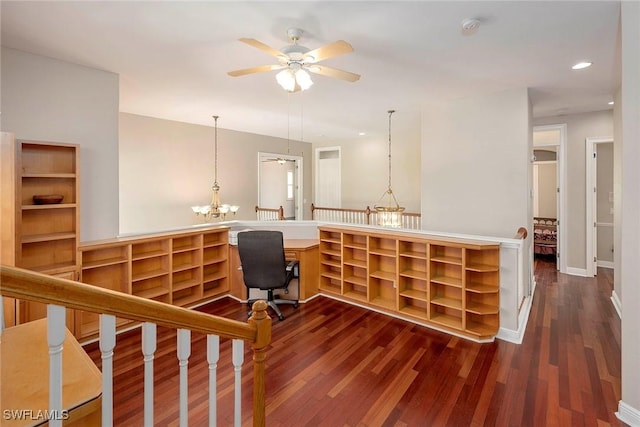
[1,136,80,330]
[77,226,230,341]
[398,240,429,320]
[318,229,342,295]
[368,235,397,310]
[317,225,501,341]
[202,230,229,299]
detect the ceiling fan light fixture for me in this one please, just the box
[276,69,296,91]
[295,69,314,90]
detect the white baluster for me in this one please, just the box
[100,314,116,427]
[232,339,244,427]
[177,329,191,427]
[47,304,65,427]
[142,322,157,427]
[207,335,220,426]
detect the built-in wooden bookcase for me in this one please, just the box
[131,239,171,303]
[78,242,130,337]
[342,231,368,302]
[202,230,229,298]
[398,240,429,320]
[1,134,80,329]
[429,244,463,330]
[368,235,397,310]
[464,248,500,337]
[77,227,229,341]
[318,229,342,294]
[172,234,203,306]
[318,225,501,341]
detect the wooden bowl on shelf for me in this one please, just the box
[33,195,64,205]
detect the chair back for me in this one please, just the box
[237,231,287,290]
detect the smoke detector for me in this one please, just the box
[461,18,481,35]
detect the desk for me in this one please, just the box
[229,239,319,301]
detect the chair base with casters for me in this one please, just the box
[237,230,300,321]
[247,288,299,321]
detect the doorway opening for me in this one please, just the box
[533,124,567,273]
[585,137,614,277]
[258,152,303,220]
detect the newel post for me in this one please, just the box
[248,300,271,427]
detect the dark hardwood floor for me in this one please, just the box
[84,257,623,426]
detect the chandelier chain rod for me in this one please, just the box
[387,110,394,190]
[213,115,219,185]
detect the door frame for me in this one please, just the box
[533,124,567,273]
[314,146,341,208]
[257,152,304,220]
[585,136,614,277]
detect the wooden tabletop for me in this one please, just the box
[283,239,319,250]
[1,319,102,426]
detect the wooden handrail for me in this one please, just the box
[0,265,262,341]
[311,203,371,218]
[514,227,528,240]
[311,203,421,228]
[255,205,285,221]
[1,264,271,427]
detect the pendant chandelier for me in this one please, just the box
[374,110,405,228]
[191,115,239,221]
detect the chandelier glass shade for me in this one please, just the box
[191,115,239,221]
[374,110,405,228]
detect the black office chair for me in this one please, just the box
[237,230,299,321]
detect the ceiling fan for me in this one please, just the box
[227,28,360,92]
[262,156,295,164]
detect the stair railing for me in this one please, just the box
[0,265,271,427]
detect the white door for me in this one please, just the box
[315,147,341,207]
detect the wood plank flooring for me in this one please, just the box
[84,257,624,426]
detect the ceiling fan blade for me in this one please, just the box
[227,64,285,77]
[308,65,360,82]
[239,38,285,58]
[304,40,353,62]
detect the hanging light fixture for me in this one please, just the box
[191,115,239,221]
[275,63,314,92]
[374,110,404,227]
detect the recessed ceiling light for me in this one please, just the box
[358,132,366,136]
[608,101,615,105]
[572,62,592,70]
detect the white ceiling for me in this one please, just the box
[1,1,621,143]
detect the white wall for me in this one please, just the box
[534,110,613,270]
[0,47,119,241]
[312,112,421,213]
[421,88,531,239]
[596,143,614,263]
[619,0,640,422]
[119,113,312,234]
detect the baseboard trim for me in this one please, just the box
[497,291,534,344]
[597,260,614,269]
[616,400,640,426]
[319,293,495,344]
[611,290,622,319]
[566,267,589,277]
